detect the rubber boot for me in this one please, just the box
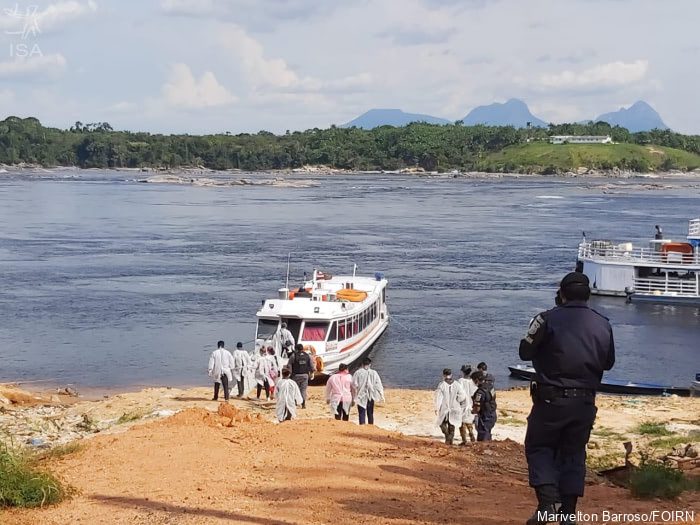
[526,484,559,525]
[559,495,578,525]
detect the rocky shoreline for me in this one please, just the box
[3,162,700,179]
[2,383,698,472]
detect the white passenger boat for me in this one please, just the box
[254,268,389,374]
[576,219,700,305]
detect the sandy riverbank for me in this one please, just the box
[1,384,699,524]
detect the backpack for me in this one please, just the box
[293,351,311,374]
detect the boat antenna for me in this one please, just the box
[582,231,586,242]
[285,252,291,291]
[353,263,357,278]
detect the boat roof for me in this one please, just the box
[256,274,387,321]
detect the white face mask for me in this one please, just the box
[444,375,453,381]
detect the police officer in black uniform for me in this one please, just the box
[519,272,615,525]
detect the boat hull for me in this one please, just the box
[627,293,700,306]
[508,366,691,397]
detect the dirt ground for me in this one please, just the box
[2,384,699,524]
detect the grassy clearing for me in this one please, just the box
[0,443,71,508]
[587,452,623,471]
[635,422,673,436]
[498,415,527,426]
[592,426,625,438]
[117,410,145,424]
[629,461,692,499]
[647,435,693,450]
[479,142,700,173]
[35,442,84,462]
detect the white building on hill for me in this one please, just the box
[550,135,612,145]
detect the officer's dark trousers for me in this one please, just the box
[358,399,375,425]
[213,375,230,401]
[525,397,597,497]
[293,373,309,405]
[476,413,497,441]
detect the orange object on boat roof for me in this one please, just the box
[336,289,368,302]
[661,242,693,254]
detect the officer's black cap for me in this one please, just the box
[560,272,589,289]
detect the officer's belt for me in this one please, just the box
[531,383,595,400]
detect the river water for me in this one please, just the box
[0,170,698,390]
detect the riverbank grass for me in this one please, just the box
[0,443,71,508]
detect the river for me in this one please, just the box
[0,169,698,390]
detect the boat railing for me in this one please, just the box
[578,242,700,266]
[633,277,700,297]
[689,219,700,237]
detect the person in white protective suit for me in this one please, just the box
[352,357,385,425]
[275,367,303,422]
[272,322,295,357]
[458,363,478,444]
[208,340,234,401]
[231,342,253,398]
[254,346,275,401]
[434,368,467,445]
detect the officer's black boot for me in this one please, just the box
[526,484,559,525]
[559,495,578,525]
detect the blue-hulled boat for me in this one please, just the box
[508,364,691,397]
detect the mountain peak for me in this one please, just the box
[596,101,668,132]
[462,99,547,128]
[342,108,451,129]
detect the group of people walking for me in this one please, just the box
[208,340,315,404]
[435,361,497,444]
[208,341,385,425]
[324,358,385,423]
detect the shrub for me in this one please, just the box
[629,462,686,499]
[636,421,673,436]
[0,443,70,508]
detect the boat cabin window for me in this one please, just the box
[338,320,346,341]
[302,322,328,342]
[328,322,337,342]
[256,319,279,340]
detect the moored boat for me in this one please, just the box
[255,267,389,375]
[508,364,691,397]
[576,218,700,305]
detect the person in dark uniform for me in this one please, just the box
[471,371,497,441]
[519,272,615,525]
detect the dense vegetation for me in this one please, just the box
[0,442,72,508]
[2,116,700,173]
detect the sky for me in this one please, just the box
[0,0,698,134]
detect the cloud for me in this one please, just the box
[219,25,372,96]
[160,0,342,27]
[0,54,67,79]
[105,101,138,113]
[537,60,649,91]
[0,1,97,34]
[160,0,217,16]
[377,28,451,46]
[221,25,300,89]
[161,63,237,109]
[0,88,16,111]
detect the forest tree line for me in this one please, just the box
[1,116,699,172]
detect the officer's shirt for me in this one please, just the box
[519,301,615,390]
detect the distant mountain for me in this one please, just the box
[342,109,451,129]
[595,101,668,132]
[462,98,548,128]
